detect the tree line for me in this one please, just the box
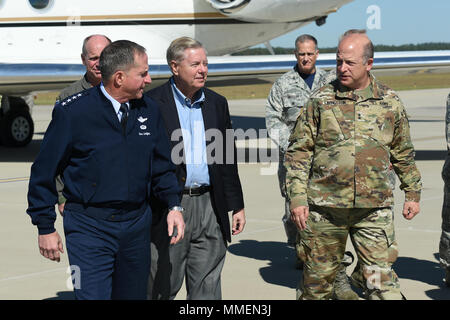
[231,42,450,55]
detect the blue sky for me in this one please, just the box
[267,0,450,49]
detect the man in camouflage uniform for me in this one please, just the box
[266,34,333,248]
[440,92,450,286]
[265,34,356,299]
[55,34,111,214]
[56,34,111,102]
[285,30,422,300]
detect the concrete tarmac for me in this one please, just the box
[1,88,450,300]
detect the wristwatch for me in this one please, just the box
[169,206,185,213]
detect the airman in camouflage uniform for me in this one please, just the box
[440,92,450,286]
[265,34,334,248]
[285,30,422,300]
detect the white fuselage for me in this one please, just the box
[0,0,353,63]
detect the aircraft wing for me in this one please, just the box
[1,50,450,95]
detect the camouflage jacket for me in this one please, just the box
[442,93,450,181]
[56,73,92,103]
[446,93,450,151]
[266,66,335,152]
[285,74,422,209]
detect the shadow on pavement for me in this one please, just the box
[228,241,450,300]
[228,240,301,290]
[230,115,266,133]
[415,150,446,161]
[44,291,75,300]
[394,253,450,300]
[0,140,41,163]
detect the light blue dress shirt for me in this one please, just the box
[100,83,129,121]
[171,78,210,187]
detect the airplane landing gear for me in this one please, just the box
[0,96,34,147]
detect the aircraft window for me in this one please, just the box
[29,0,50,9]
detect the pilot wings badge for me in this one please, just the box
[138,116,151,136]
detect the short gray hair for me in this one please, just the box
[166,37,205,66]
[99,40,146,83]
[339,29,374,63]
[81,34,112,56]
[294,34,318,51]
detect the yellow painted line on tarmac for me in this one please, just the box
[415,68,431,74]
[0,267,67,283]
[0,177,29,183]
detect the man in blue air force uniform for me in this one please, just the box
[26,40,185,300]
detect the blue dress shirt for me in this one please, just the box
[171,79,210,187]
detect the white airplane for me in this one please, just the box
[0,0,357,147]
[1,0,449,148]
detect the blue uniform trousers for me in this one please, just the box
[63,207,152,300]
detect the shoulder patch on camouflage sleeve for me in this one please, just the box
[373,78,401,101]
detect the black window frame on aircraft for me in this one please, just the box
[28,0,51,10]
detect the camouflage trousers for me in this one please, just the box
[299,205,401,300]
[440,182,450,269]
[278,151,298,246]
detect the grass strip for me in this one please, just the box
[33,72,450,105]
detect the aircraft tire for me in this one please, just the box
[0,108,34,147]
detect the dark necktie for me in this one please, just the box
[119,103,128,134]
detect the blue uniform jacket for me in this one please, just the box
[27,86,181,235]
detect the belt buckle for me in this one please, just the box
[188,183,201,196]
[189,187,199,196]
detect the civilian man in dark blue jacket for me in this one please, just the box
[26,40,185,300]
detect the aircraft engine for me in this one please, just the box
[206,0,345,23]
